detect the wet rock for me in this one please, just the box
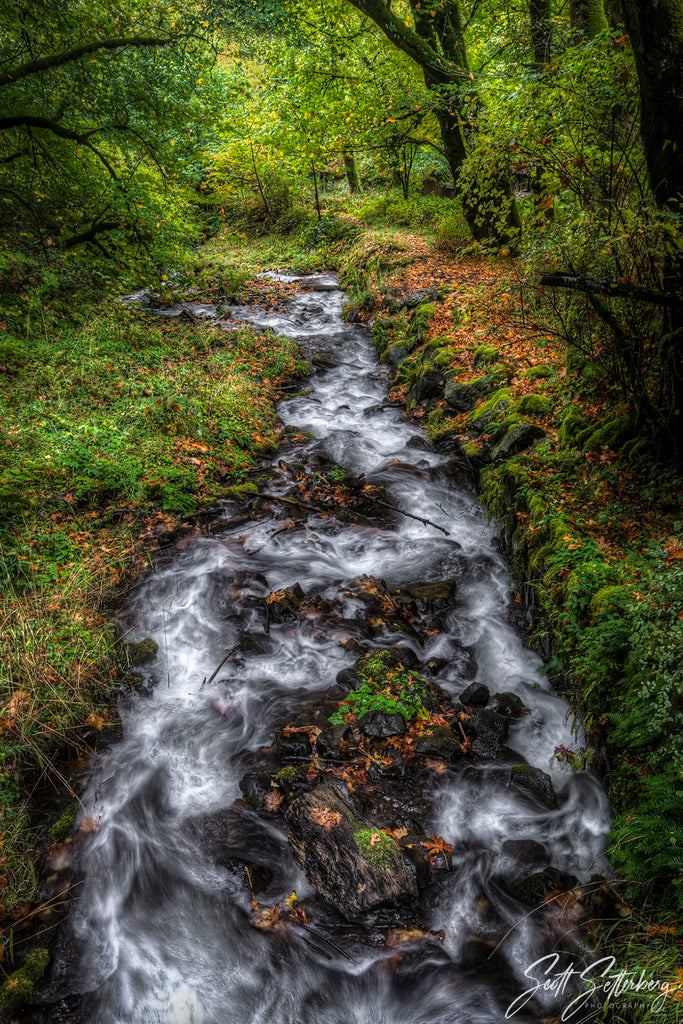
[494,745,528,766]
[239,772,274,810]
[359,711,406,739]
[316,723,350,756]
[509,765,557,809]
[471,709,509,755]
[285,784,417,918]
[488,691,526,717]
[414,727,460,761]
[400,834,434,888]
[444,377,492,412]
[389,343,412,369]
[311,351,340,369]
[265,583,305,623]
[336,667,363,691]
[123,638,158,666]
[459,682,489,707]
[405,580,456,602]
[238,633,266,656]
[409,368,443,404]
[511,866,578,906]
[276,729,313,761]
[489,423,546,462]
[501,839,548,870]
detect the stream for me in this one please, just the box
[37,274,613,1024]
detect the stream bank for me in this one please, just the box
[12,271,623,1024]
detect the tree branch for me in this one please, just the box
[539,271,683,308]
[63,220,120,249]
[346,0,456,82]
[0,115,90,142]
[0,36,173,88]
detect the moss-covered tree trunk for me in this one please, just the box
[570,0,609,36]
[346,0,521,248]
[343,152,359,193]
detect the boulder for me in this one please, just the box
[414,726,460,761]
[459,682,490,707]
[472,709,509,755]
[409,368,443,404]
[285,784,417,918]
[488,692,526,717]
[406,580,456,602]
[509,765,557,809]
[444,376,492,412]
[358,711,406,739]
[489,423,546,463]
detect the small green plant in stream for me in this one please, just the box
[329,654,428,725]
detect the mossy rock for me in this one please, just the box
[49,803,78,843]
[581,414,633,453]
[123,637,159,667]
[489,361,515,387]
[590,586,632,616]
[490,423,546,463]
[469,388,513,432]
[516,394,553,418]
[224,480,258,500]
[0,949,49,1015]
[414,301,438,327]
[521,363,552,380]
[472,345,499,369]
[558,406,588,447]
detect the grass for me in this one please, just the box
[0,290,306,924]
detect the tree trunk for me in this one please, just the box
[347,0,521,249]
[343,152,359,192]
[530,0,553,63]
[570,0,609,36]
[621,0,683,451]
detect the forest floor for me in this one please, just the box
[1,208,682,1011]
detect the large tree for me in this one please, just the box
[344,0,521,247]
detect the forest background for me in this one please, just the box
[0,0,682,1013]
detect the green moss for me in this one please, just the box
[414,302,437,328]
[124,638,159,667]
[469,388,513,430]
[521,363,552,380]
[516,394,553,418]
[473,345,499,368]
[274,766,300,782]
[354,827,400,869]
[0,948,49,1015]
[581,414,633,453]
[329,652,429,725]
[48,803,77,843]
[558,406,588,447]
[590,586,632,616]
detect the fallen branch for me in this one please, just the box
[202,641,241,687]
[256,492,328,515]
[363,496,450,536]
[539,271,683,308]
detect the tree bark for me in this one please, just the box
[570,0,609,37]
[343,152,359,192]
[530,0,553,63]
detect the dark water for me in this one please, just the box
[41,274,612,1023]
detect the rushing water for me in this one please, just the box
[41,274,612,1024]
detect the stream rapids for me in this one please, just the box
[37,274,613,1024]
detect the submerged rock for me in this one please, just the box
[285,784,417,918]
[509,765,557,809]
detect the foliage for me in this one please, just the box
[329,654,428,725]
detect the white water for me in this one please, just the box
[44,275,612,1024]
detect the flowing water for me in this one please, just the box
[42,274,613,1024]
